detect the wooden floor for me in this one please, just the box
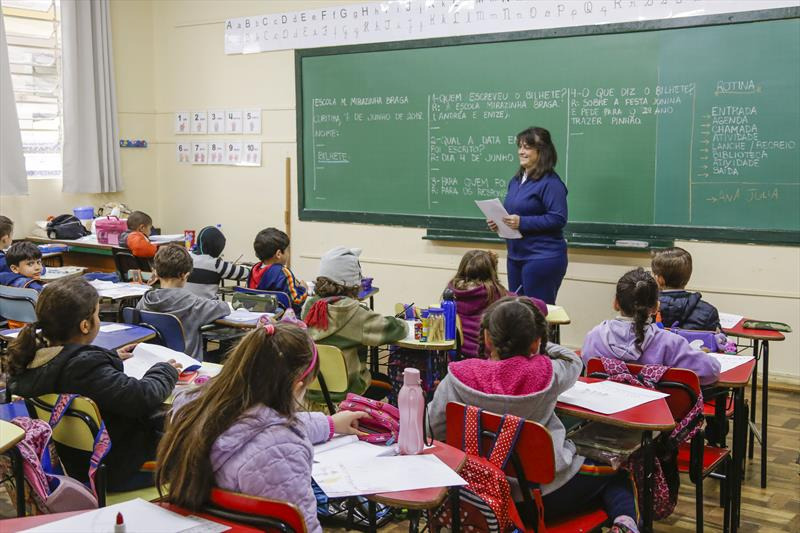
[1,389,797,532]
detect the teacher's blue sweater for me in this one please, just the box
[503,171,568,260]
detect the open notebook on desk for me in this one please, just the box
[558,380,669,415]
[124,343,203,379]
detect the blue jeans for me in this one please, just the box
[507,254,568,305]
[542,464,638,522]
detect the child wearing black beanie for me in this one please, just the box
[185,226,249,299]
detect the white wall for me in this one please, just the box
[16,1,800,382]
[0,0,158,234]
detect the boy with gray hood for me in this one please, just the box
[137,244,230,359]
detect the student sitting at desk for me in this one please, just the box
[137,245,230,359]
[119,210,158,258]
[185,226,250,299]
[7,276,180,491]
[428,297,640,533]
[0,215,14,273]
[651,247,721,331]
[582,267,721,386]
[0,241,44,291]
[302,246,407,400]
[247,227,308,315]
[157,320,366,533]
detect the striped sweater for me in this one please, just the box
[185,253,250,299]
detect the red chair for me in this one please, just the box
[585,358,731,533]
[203,487,307,533]
[445,402,609,532]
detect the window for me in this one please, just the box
[2,0,62,179]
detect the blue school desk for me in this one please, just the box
[0,322,155,351]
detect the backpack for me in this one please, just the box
[1,394,111,514]
[338,393,400,444]
[46,215,90,240]
[432,406,528,533]
[600,357,704,520]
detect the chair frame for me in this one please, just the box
[204,487,307,533]
[307,344,350,414]
[122,307,187,353]
[0,286,38,324]
[586,358,731,533]
[445,402,609,532]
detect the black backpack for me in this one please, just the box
[46,215,90,240]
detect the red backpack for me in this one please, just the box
[432,406,528,533]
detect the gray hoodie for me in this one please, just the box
[136,287,230,359]
[428,343,585,495]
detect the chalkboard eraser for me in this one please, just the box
[615,239,649,248]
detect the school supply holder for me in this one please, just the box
[567,421,643,469]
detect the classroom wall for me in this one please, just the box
[102,1,800,384]
[0,0,158,235]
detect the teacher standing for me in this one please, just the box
[488,126,568,304]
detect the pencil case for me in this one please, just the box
[742,320,792,332]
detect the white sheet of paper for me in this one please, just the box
[124,343,201,380]
[99,323,131,333]
[475,198,522,239]
[708,353,755,373]
[719,312,744,329]
[223,309,274,323]
[150,234,184,243]
[3,331,20,338]
[313,454,466,498]
[558,380,669,415]
[314,436,389,465]
[40,266,85,280]
[20,498,228,533]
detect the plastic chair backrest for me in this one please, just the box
[585,358,700,422]
[0,286,38,323]
[25,394,102,453]
[206,487,307,533]
[445,401,555,484]
[308,345,349,394]
[122,307,186,353]
[233,286,291,310]
[112,248,151,282]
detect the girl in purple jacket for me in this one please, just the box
[582,267,721,386]
[157,321,366,533]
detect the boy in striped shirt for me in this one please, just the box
[247,227,308,315]
[185,226,249,299]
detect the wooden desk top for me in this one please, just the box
[0,322,156,351]
[556,377,676,431]
[393,338,455,351]
[369,441,466,510]
[29,235,114,251]
[546,304,571,325]
[716,358,757,388]
[39,266,87,283]
[723,318,786,341]
[0,420,25,454]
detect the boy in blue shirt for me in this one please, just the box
[0,241,44,291]
[247,228,308,315]
[0,216,14,273]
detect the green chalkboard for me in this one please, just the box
[296,9,800,244]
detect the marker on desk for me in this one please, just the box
[115,512,126,533]
[614,240,649,249]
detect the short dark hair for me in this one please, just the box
[253,228,289,261]
[0,216,13,239]
[478,296,548,359]
[6,241,42,267]
[515,126,558,181]
[154,244,193,279]
[127,211,153,231]
[651,247,693,288]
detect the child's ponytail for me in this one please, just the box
[478,296,548,359]
[616,267,660,354]
[7,322,44,376]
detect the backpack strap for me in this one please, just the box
[463,406,483,457]
[486,414,525,470]
[48,394,111,498]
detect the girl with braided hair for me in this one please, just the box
[428,296,640,532]
[581,267,720,386]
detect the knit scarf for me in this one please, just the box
[304,296,345,330]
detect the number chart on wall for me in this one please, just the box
[297,11,800,243]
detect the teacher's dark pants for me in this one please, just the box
[507,254,568,305]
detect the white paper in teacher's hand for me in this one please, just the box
[475,198,522,239]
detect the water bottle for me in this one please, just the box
[441,288,457,341]
[398,368,425,455]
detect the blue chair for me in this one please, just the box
[121,307,186,353]
[232,286,291,311]
[0,286,38,324]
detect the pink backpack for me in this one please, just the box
[338,394,400,444]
